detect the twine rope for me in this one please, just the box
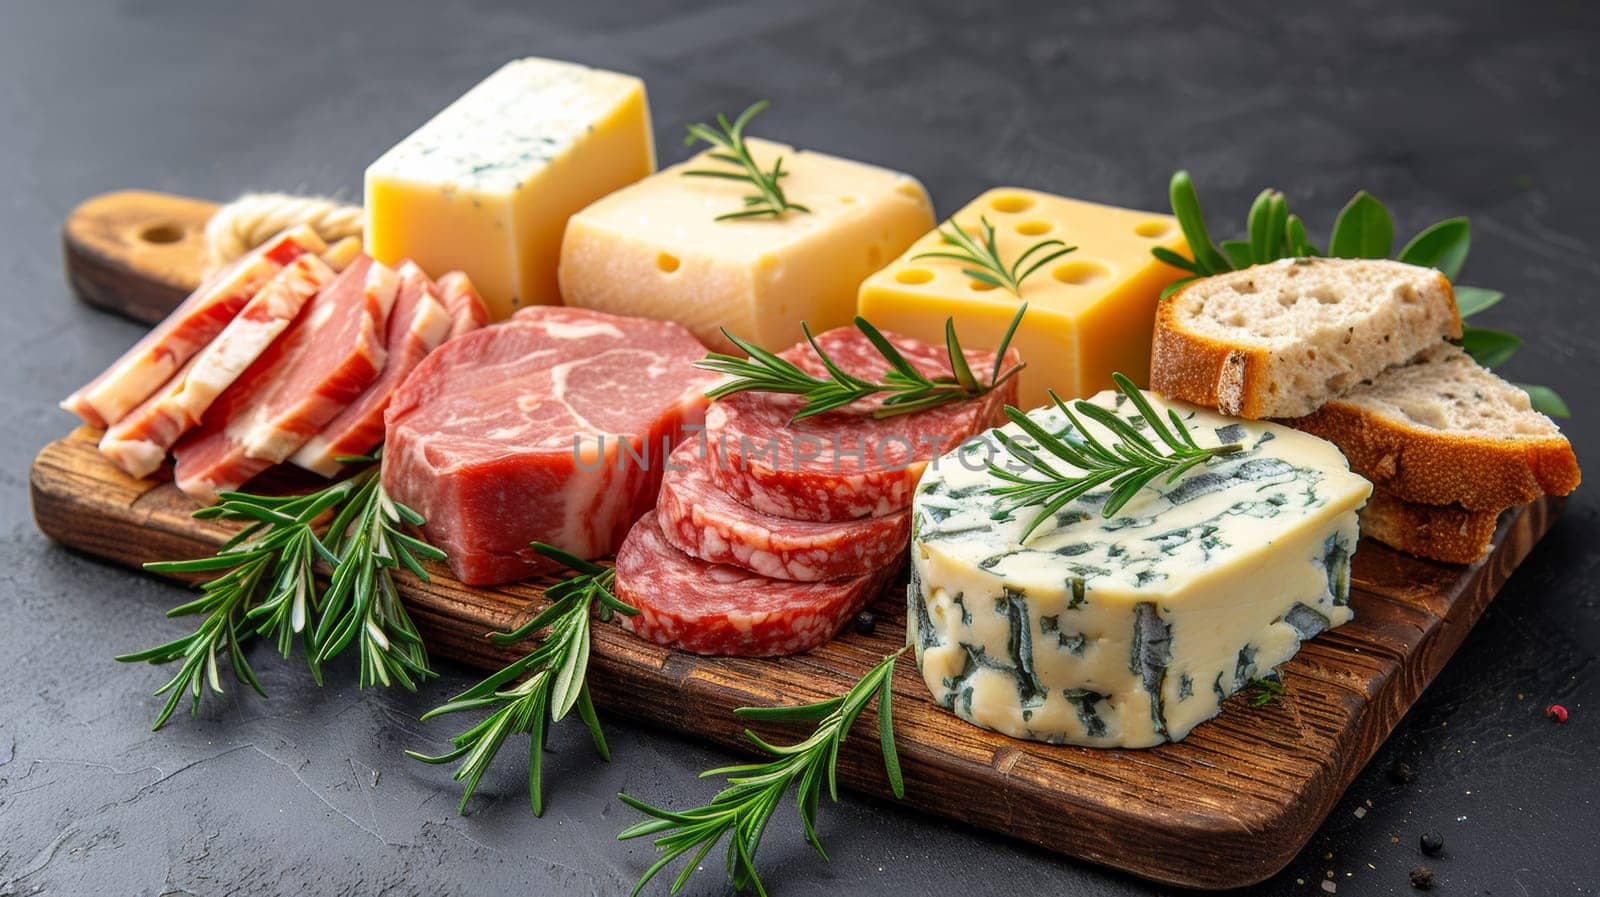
[204,192,363,273]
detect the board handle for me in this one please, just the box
[62,190,218,325]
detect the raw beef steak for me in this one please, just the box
[62,225,326,428]
[656,439,910,581]
[172,256,399,502]
[615,514,897,656]
[704,327,1017,521]
[381,306,719,586]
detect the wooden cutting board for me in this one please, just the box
[34,190,1562,890]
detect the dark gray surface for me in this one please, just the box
[2,1,1596,895]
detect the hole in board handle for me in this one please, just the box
[139,223,185,245]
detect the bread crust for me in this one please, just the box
[1284,399,1579,511]
[1151,297,1273,417]
[1149,260,1458,419]
[1359,489,1502,565]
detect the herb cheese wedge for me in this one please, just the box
[908,389,1372,747]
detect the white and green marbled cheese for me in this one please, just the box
[908,389,1372,748]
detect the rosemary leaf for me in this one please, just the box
[912,217,1074,296]
[118,450,444,729]
[618,648,907,896]
[698,306,1028,423]
[313,464,440,690]
[407,543,637,816]
[1248,677,1285,707]
[988,373,1244,542]
[682,101,808,221]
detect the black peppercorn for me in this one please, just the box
[1390,760,1414,784]
[854,611,877,636]
[1409,864,1434,889]
[1420,831,1443,856]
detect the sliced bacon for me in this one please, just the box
[436,271,489,341]
[171,256,399,503]
[61,225,326,428]
[98,254,335,478]
[289,260,453,477]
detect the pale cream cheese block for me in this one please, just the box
[908,390,1372,748]
[558,137,934,354]
[366,57,655,320]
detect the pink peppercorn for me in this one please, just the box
[1545,704,1569,723]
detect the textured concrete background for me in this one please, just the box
[2,1,1596,894]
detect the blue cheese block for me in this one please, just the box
[908,389,1372,748]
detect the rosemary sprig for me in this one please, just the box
[618,648,907,897]
[682,101,810,221]
[406,543,638,815]
[314,457,442,690]
[698,305,1027,422]
[1156,170,1568,418]
[912,216,1074,296]
[989,372,1244,541]
[1248,677,1285,707]
[117,452,442,729]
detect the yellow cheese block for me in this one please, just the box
[559,137,934,354]
[365,58,655,320]
[858,188,1188,409]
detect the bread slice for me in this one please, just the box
[1151,258,1461,418]
[1286,343,1579,510]
[1360,489,1501,565]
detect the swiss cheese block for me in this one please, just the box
[559,137,934,354]
[365,58,655,320]
[909,390,1371,748]
[858,189,1188,409]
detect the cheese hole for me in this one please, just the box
[895,268,934,285]
[140,223,184,244]
[989,194,1033,214]
[656,252,681,274]
[1052,260,1112,285]
[896,181,926,201]
[1134,220,1173,238]
[839,195,858,205]
[968,280,997,292]
[1016,220,1053,236]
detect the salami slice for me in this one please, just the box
[704,327,1017,521]
[656,439,910,581]
[615,514,896,657]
